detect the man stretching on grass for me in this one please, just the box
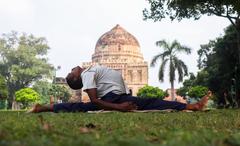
[31,65,212,113]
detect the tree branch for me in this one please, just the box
[206,3,237,24]
[225,5,236,27]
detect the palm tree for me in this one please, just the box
[151,39,191,101]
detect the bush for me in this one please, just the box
[177,87,188,97]
[15,88,40,108]
[188,86,208,99]
[137,85,167,99]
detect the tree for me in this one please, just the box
[32,81,52,104]
[143,0,240,91]
[177,71,209,97]
[137,85,167,99]
[0,75,8,109]
[0,31,54,108]
[0,75,8,99]
[15,88,40,108]
[177,72,195,97]
[33,81,71,104]
[188,86,208,99]
[197,25,240,106]
[150,39,191,100]
[49,84,71,103]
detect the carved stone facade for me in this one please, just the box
[81,24,148,102]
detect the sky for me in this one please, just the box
[0,0,230,90]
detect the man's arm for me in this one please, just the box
[85,88,137,111]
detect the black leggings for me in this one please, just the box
[53,92,186,112]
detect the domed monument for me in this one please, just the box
[82,24,148,102]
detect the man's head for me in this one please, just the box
[66,66,83,90]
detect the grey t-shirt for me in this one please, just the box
[81,65,129,98]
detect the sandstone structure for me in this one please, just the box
[81,24,148,102]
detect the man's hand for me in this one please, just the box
[118,102,138,112]
[86,88,138,112]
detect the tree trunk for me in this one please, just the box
[171,81,175,101]
[7,91,14,109]
[236,20,240,108]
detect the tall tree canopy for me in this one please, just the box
[0,31,54,108]
[143,0,240,92]
[143,0,240,22]
[197,25,240,106]
[150,39,191,100]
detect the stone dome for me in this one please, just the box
[95,24,140,52]
[92,24,144,63]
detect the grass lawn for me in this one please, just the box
[0,110,240,146]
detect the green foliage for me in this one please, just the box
[0,110,240,146]
[188,86,208,99]
[176,87,188,97]
[137,85,167,99]
[177,70,210,97]
[0,100,7,109]
[143,0,240,106]
[144,1,240,100]
[0,75,8,99]
[32,81,52,104]
[33,81,71,103]
[177,73,196,97]
[0,31,54,107]
[15,88,40,108]
[197,25,240,106]
[49,84,71,102]
[143,0,240,23]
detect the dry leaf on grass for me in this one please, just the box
[38,115,53,131]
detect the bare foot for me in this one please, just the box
[196,91,212,110]
[27,104,42,113]
[186,91,212,111]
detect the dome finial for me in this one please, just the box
[114,24,121,29]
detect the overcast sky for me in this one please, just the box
[0,0,230,90]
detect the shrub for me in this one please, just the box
[188,86,208,99]
[15,88,40,108]
[137,85,167,99]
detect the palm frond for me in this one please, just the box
[171,40,191,55]
[158,58,169,82]
[150,53,163,67]
[173,56,188,82]
[155,39,169,51]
